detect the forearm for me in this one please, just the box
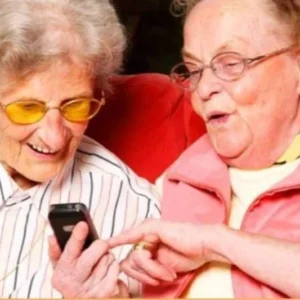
[210,225,300,297]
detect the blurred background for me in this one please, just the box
[112,0,183,75]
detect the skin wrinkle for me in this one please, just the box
[183,0,300,169]
[0,123,21,173]
[104,1,300,298]
[0,62,93,189]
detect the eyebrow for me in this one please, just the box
[182,39,249,62]
[59,93,93,104]
[181,49,203,63]
[213,40,248,55]
[63,94,93,101]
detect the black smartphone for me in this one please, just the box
[48,203,99,251]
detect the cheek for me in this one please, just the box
[228,76,261,108]
[64,123,87,156]
[67,122,88,152]
[191,94,205,119]
[0,120,36,164]
[68,122,88,137]
[232,62,298,123]
[0,118,35,143]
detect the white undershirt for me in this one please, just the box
[185,159,300,298]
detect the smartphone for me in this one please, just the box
[48,203,99,251]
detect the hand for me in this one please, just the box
[49,222,129,298]
[107,219,226,286]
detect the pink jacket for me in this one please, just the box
[144,135,300,298]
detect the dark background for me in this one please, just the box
[112,0,184,75]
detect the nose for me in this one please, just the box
[195,67,222,101]
[38,110,67,150]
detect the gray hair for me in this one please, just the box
[171,0,300,43]
[0,0,126,91]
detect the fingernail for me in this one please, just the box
[170,270,177,280]
[164,272,177,282]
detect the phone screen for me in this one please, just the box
[48,203,98,251]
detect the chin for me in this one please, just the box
[215,145,245,159]
[209,132,250,160]
[22,164,63,183]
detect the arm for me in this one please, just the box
[108,220,300,298]
[211,225,300,297]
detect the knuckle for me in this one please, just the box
[60,253,75,266]
[52,274,65,291]
[107,253,115,263]
[113,260,120,273]
[120,259,130,271]
[93,239,109,252]
[131,251,143,264]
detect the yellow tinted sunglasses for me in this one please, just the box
[1,97,105,125]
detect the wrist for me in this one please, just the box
[204,223,232,264]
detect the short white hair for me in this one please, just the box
[171,0,300,43]
[0,0,126,91]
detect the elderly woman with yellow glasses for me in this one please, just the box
[109,0,300,298]
[0,0,160,298]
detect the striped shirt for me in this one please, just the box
[0,135,161,298]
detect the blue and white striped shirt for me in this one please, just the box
[0,135,161,298]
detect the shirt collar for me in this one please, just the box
[0,163,21,202]
[0,157,75,205]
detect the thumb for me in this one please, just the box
[116,280,129,297]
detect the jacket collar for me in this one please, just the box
[167,135,231,206]
[167,134,300,201]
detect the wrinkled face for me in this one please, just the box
[0,63,94,187]
[184,0,300,168]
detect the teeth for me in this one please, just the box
[30,144,57,154]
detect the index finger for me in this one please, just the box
[107,219,160,248]
[59,221,89,265]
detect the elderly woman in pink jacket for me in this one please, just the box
[109,0,300,298]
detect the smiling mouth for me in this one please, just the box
[27,143,59,155]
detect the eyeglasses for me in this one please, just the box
[0,97,105,125]
[170,44,297,91]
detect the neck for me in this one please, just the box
[223,128,300,170]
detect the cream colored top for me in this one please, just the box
[185,159,300,298]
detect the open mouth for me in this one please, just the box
[209,114,227,120]
[27,143,59,155]
[207,113,230,124]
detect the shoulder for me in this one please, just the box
[75,135,128,176]
[74,135,161,207]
